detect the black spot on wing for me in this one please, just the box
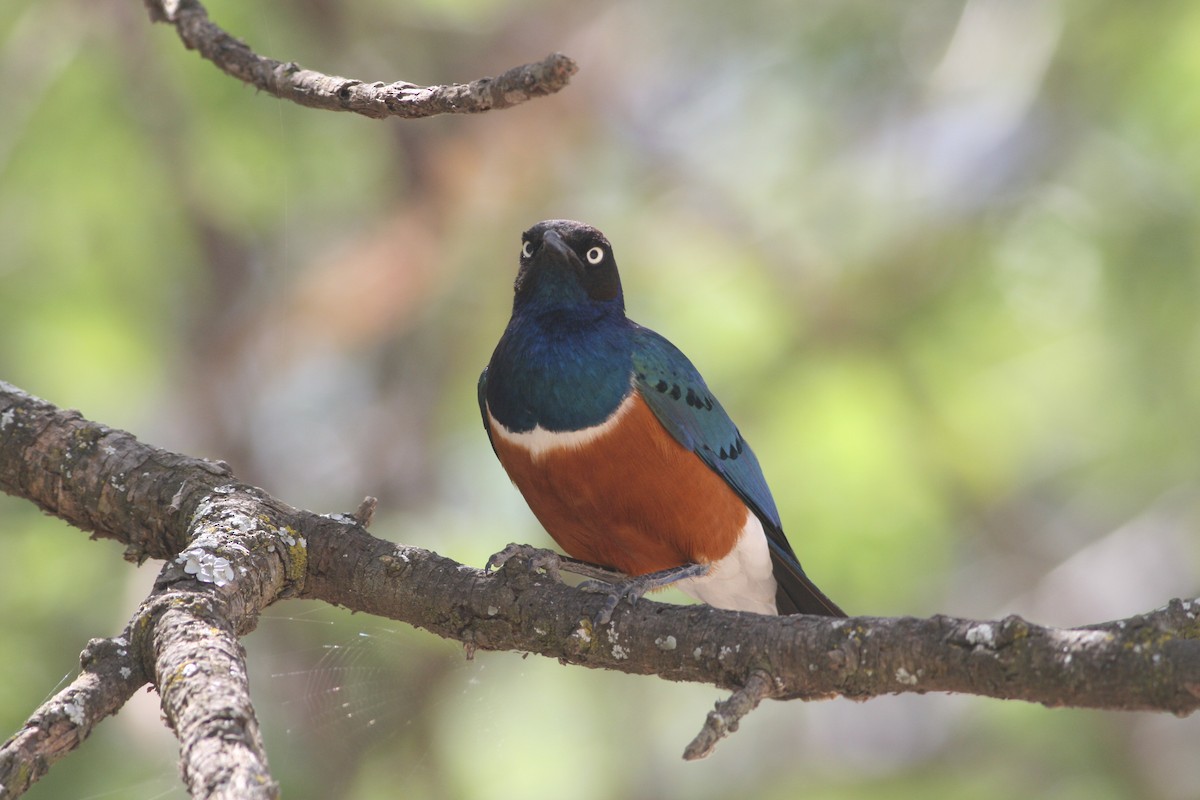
[714,435,746,463]
[724,435,742,459]
[647,373,716,413]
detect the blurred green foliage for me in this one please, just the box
[2,0,1199,798]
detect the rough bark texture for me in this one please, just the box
[2,380,1199,796]
[0,637,146,797]
[0,382,302,799]
[141,0,577,119]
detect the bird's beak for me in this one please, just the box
[540,229,575,264]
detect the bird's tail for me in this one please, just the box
[769,545,846,617]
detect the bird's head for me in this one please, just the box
[511,220,624,316]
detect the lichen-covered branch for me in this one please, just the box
[141,0,577,119]
[140,481,309,800]
[299,534,1200,717]
[0,637,146,797]
[0,483,299,799]
[0,381,232,564]
[2,380,1200,796]
[0,382,305,798]
[142,591,276,800]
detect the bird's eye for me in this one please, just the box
[521,240,534,258]
[586,246,605,265]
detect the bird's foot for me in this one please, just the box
[485,543,565,581]
[579,562,711,626]
[488,546,709,625]
[486,543,632,585]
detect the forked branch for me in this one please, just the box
[2,380,1199,797]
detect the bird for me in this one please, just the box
[479,219,845,619]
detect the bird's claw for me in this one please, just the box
[581,562,712,626]
[485,543,564,581]
[577,578,648,626]
[485,546,634,624]
[487,547,710,627]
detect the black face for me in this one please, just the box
[516,219,623,304]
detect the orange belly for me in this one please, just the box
[489,392,748,576]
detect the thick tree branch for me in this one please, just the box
[142,587,276,799]
[141,0,577,119]
[140,481,304,800]
[2,380,1199,795]
[301,538,1200,715]
[0,382,302,798]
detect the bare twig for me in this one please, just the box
[0,637,146,798]
[141,0,577,119]
[352,496,378,528]
[684,670,778,760]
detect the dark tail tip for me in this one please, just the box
[773,563,847,617]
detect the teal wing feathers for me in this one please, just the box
[630,328,783,533]
[630,327,844,616]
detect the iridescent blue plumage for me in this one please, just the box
[630,327,781,528]
[483,309,633,434]
[629,326,832,613]
[482,220,632,434]
[480,219,844,617]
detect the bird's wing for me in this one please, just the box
[631,327,844,616]
[630,328,781,529]
[478,367,499,457]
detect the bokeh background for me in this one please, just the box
[3,0,1200,797]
